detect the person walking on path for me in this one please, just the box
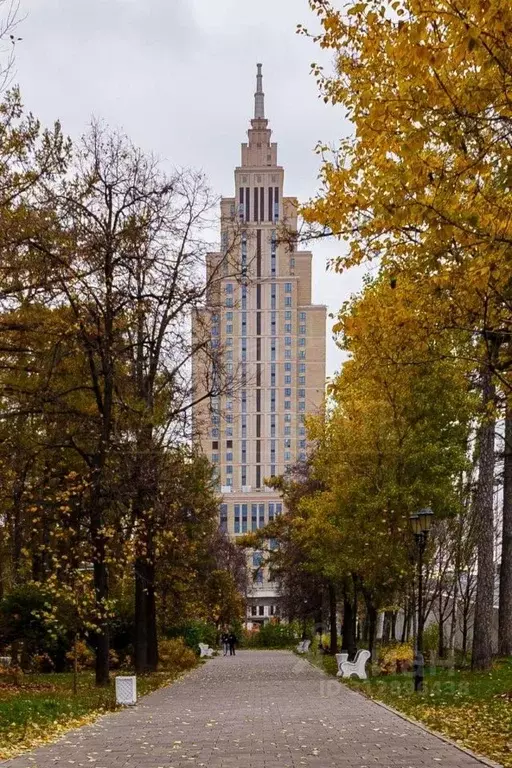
[228,631,237,656]
[220,630,229,656]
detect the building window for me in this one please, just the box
[251,503,258,531]
[299,375,306,385]
[298,389,306,398]
[285,362,292,372]
[284,414,291,422]
[299,426,306,436]
[285,336,291,346]
[284,400,291,410]
[300,312,306,321]
[285,323,292,333]
[220,504,228,532]
[226,337,233,346]
[242,504,248,533]
[270,464,276,476]
[226,324,232,334]
[212,454,219,463]
[300,439,307,448]
[251,605,257,617]
[259,503,265,527]
[226,297,233,307]
[285,451,291,461]
[226,465,233,474]
[298,402,306,412]
[268,503,275,521]
[285,375,291,384]
[285,349,291,359]
[226,311,233,321]
[299,325,306,334]
[234,504,240,533]
[225,283,234,293]
[211,428,219,438]
[284,426,291,436]
[299,337,306,346]
[284,387,291,397]
[285,296,292,307]
[276,503,282,516]
[226,452,233,462]
[285,282,292,293]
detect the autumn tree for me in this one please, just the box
[301,0,512,669]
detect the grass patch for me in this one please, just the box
[0,667,195,759]
[306,652,512,767]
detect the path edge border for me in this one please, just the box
[302,655,503,768]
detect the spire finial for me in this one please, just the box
[254,62,265,119]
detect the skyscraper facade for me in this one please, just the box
[192,65,326,625]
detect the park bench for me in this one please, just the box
[336,649,370,679]
[198,642,214,658]
[296,639,311,654]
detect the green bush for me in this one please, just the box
[165,621,217,652]
[242,621,300,648]
[0,585,70,671]
[423,622,440,656]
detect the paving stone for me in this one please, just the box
[1,651,494,768]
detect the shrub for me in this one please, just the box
[423,622,440,656]
[158,638,197,672]
[65,639,94,670]
[165,622,217,651]
[242,622,300,648]
[30,653,55,673]
[379,642,414,674]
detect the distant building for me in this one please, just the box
[192,64,326,627]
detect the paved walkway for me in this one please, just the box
[2,651,494,768]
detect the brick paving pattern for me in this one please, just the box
[2,650,493,768]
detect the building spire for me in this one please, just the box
[254,62,265,119]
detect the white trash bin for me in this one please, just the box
[115,675,137,705]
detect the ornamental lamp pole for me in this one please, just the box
[410,507,434,692]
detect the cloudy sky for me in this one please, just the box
[14,0,363,376]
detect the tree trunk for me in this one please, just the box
[342,593,357,658]
[146,559,158,671]
[328,582,337,654]
[498,405,512,656]
[438,587,445,659]
[472,364,496,671]
[134,557,149,674]
[93,554,110,686]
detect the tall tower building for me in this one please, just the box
[192,65,326,625]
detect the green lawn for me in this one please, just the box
[0,669,192,759]
[308,653,512,767]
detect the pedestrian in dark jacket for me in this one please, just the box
[228,631,237,656]
[221,631,229,656]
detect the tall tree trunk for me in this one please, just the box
[342,593,357,658]
[472,363,496,671]
[146,557,158,671]
[134,557,149,674]
[328,582,337,653]
[498,405,512,656]
[438,587,445,658]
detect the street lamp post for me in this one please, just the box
[409,507,434,692]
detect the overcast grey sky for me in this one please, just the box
[15,0,363,377]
